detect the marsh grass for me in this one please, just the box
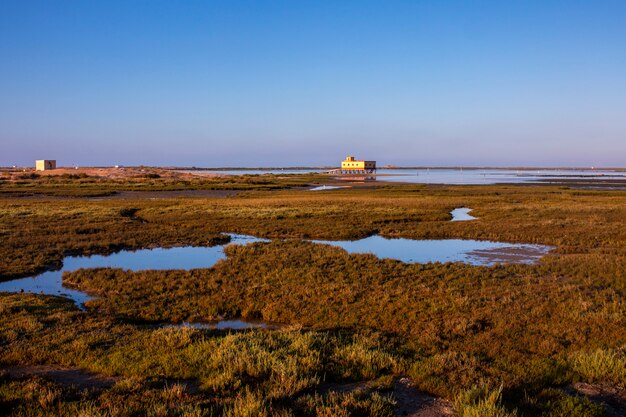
[0,294,401,416]
[0,170,326,197]
[62,238,626,399]
[516,388,606,417]
[3,179,626,415]
[455,385,517,417]
[569,348,626,387]
[294,391,395,417]
[5,181,626,281]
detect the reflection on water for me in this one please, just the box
[374,168,626,185]
[313,235,551,266]
[0,232,552,308]
[309,185,349,191]
[166,320,279,330]
[451,208,477,221]
[337,175,377,181]
[0,234,267,306]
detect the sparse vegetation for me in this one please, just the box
[0,168,327,197]
[570,348,626,388]
[455,385,517,417]
[0,293,397,416]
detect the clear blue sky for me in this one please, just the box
[2,1,626,167]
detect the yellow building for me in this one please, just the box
[341,155,376,173]
[35,160,56,171]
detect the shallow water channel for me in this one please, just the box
[313,236,550,266]
[451,207,477,221]
[163,320,277,330]
[0,232,552,317]
[0,234,267,309]
[309,185,349,191]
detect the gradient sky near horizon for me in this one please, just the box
[2,1,626,167]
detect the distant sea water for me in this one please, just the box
[183,168,626,185]
[374,169,626,185]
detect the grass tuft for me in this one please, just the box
[455,385,517,417]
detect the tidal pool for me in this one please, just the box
[167,320,279,330]
[0,233,552,310]
[312,235,551,266]
[451,208,477,221]
[309,185,349,191]
[0,234,267,307]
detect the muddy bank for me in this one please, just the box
[2,365,119,390]
[91,189,242,199]
[570,383,626,417]
[320,377,454,417]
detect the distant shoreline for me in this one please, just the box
[2,165,626,172]
[172,166,626,172]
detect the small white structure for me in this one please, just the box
[35,160,56,171]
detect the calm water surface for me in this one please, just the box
[313,236,551,266]
[0,234,267,307]
[375,169,626,185]
[451,208,477,221]
[0,233,551,308]
[309,185,349,191]
[167,320,278,330]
